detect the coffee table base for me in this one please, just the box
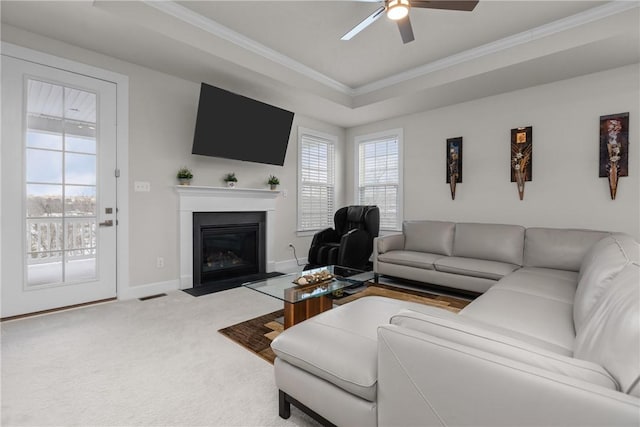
[284,295,332,329]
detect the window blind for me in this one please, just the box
[298,131,335,231]
[358,136,400,230]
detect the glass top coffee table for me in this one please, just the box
[243,265,375,329]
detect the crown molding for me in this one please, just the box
[142,0,354,95]
[352,0,640,95]
[145,0,639,99]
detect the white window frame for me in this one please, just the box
[354,128,403,232]
[297,127,337,234]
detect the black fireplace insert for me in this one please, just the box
[193,212,266,288]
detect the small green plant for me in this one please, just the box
[223,172,238,182]
[267,175,280,185]
[176,167,193,180]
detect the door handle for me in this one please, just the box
[99,220,114,227]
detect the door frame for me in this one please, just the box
[1,42,130,299]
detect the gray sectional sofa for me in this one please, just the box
[271,221,640,426]
[374,220,611,294]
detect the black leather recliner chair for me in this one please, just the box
[306,205,380,271]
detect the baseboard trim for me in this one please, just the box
[118,279,180,300]
[1,297,117,322]
[275,258,308,273]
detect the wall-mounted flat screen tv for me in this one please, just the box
[192,83,295,166]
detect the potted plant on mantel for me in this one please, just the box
[267,175,280,190]
[176,167,193,185]
[224,172,238,188]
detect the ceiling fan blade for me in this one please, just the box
[341,5,386,40]
[411,1,479,11]
[397,16,415,44]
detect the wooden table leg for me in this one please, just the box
[283,295,333,329]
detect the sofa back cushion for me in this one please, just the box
[453,223,525,265]
[524,228,609,272]
[573,234,638,330]
[403,220,455,256]
[573,262,640,396]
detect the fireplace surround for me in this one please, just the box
[192,211,266,286]
[176,186,279,289]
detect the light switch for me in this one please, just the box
[134,181,151,192]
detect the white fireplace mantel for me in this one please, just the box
[176,186,280,289]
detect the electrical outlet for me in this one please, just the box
[134,181,151,192]
[282,189,288,198]
[288,243,294,249]
[156,256,165,268]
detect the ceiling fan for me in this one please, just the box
[341,0,479,44]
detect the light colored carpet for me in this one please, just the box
[1,288,319,427]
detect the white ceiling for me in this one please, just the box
[2,1,639,127]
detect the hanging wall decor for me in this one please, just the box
[599,113,629,200]
[510,126,532,200]
[446,137,463,200]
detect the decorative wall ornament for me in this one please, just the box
[599,113,629,200]
[510,126,532,200]
[446,137,463,200]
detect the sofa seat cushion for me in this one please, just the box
[271,296,432,402]
[391,308,616,389]
[433,257,520,280]
[495,267,578,304]
[460,288,575,354]
[377,250,443,270]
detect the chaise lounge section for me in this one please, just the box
[271,222,640,426]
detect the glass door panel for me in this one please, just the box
[25,79,98,287]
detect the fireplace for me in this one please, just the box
[176,185,279,290]
[193,211,266,288]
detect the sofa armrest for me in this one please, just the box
[376,233,405,254]
[374,234,405,272]
[371,233,405,273]
[377,325,640,427]
[337,229,373,269]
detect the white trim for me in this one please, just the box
[353,1,640,95]
[174,185,280,199]
[274,258,309,274]
[175,185,280,289]
[1,42,130,299]
[297,126,338,232]
[146,1,638,96]
[143,0,352,95]
[354,128,404,231]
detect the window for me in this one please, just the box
[355,129,403,231]
[25,80,99,286]
[298,127,336,232]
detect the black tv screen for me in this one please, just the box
[192,83,295,166]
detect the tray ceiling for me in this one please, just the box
[1,1,638,127]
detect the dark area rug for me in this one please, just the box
[183,271,284,297]
[219,309,284,364]
[219,283,472,364]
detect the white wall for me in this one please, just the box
[346,65,640,239]
[1,26,345,293]
[4,25,638,297]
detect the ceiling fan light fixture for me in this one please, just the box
[387,0,410,20]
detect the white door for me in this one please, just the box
[1,55,117,317]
